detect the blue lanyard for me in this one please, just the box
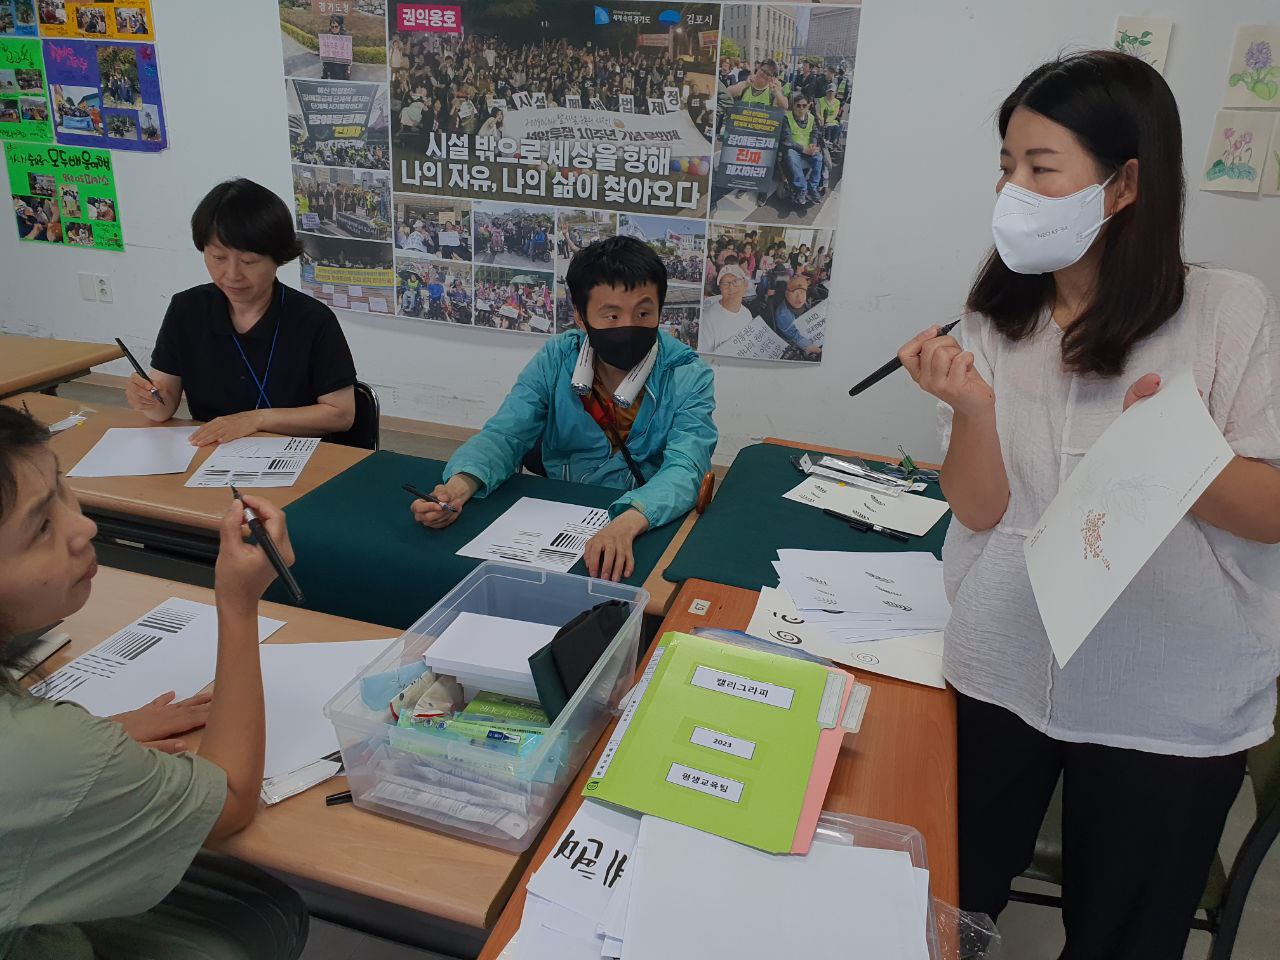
[231,288,283,410]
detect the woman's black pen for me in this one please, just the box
[402,482,458,514]
[114,337,162,401]
[823,507,911,543]
[230,485,304,604]
[848,319,961,397]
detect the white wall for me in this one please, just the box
[3,0,1277,463]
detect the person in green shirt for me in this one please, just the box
[0,405,307,960]
[724,58,787,108]
[816,83,842,146]
[780,92,825,208]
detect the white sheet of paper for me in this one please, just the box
[747,587,946,689]
[598,837,635,944]
[370,297,389,313]
[332,292,349,308]
[518,895,605,960]
[623,817,930,960]
[67,426,198,478]
[457,497,611,573]
[423,612,558,687]
[30,598,284,716]
[776,549,950,631]
[526,800,640,921]
[185,436,321,488]
[260,638,394,779]
[1025,368,1233,667]
[782,477,951,537]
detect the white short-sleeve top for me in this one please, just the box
[940,266,1280,757]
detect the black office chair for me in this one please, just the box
[328,381,380,451]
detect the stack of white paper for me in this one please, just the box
[740,550,948,689]
[516,800,641,960]
[423,612,559,700]
[622,817,931,960]
[776,549,949,639]
[747,585,945,689]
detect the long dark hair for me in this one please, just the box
[0,406,53,685]
[967,51,1185,377]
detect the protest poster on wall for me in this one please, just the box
[277,0,860,360]
[0,36,52,142]
[1,1,38,37]
[5,140,121,249]
[37,1,152,41]
[44,37,166,150]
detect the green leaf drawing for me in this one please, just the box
[1206,158,1229,182]
[1250,78,1279,101]
[1139,37,1152,45]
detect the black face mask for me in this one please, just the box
[585,323,657,371]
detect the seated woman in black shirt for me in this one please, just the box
[127,179,357,445]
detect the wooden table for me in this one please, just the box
[640,508,697,616]
[0,334,123,398]
[46,566,529,949]
[478,578,959,959]
[5,392,370,560]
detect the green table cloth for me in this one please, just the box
[663,442,951,592]
[267,451,683,629]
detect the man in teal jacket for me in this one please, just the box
[411,236,717,581]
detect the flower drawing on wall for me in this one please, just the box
[1230,40,1278,102]
[1206,127,1258,183]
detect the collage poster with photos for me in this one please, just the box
[5,140,121,249]
[43,36,166,150]
[280,0,860,363]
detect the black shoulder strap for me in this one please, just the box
[593,387,647,489]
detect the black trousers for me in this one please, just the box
[957,692,1246,960]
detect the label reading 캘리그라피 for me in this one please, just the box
[689,665,795,709]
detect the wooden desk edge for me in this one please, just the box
[0,340,123,395]
[641,509,698,616]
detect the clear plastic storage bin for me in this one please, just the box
[324,562,648,852]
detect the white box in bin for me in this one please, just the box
[324,562,647,853]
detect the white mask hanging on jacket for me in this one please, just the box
[991,174,1115,275]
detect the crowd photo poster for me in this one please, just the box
[278,0,861,363]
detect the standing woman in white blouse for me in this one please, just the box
[898,51,1280,958]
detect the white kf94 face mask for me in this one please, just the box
[991,174,1115,275]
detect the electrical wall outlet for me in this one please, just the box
[95,274,113,303]
[78,272,96,301]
